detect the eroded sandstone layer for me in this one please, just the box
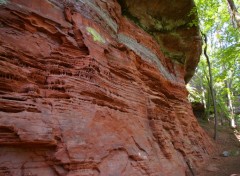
[0,0,212,175]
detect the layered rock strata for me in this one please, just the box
[0,0,212,175]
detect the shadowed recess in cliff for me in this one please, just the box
[117,0,202,83]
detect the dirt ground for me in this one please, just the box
[197,121,240,176]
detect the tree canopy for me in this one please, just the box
[188,0,240,127]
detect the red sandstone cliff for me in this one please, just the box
[0,0,212,175]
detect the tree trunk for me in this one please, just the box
[217,101,227,125]
[201,32,218,140]
[225,80,236,128]
[204,87,211,121]
[226,0,240,29]
[200,75,206,109]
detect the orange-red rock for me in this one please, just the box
[0,0,212,175]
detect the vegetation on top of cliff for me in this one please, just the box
[188,0,240,136]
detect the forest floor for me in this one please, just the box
[197,120,240,176]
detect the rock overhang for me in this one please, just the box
[117,0,202,83]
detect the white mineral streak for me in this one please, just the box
[118,34,179,83]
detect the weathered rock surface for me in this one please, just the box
[0,0,212,175]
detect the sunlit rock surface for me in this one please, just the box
[0,0,212,175]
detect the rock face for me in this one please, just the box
[0,0,212,175]
[192,102,205,119]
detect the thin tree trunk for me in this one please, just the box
[204,87,211,121]
[201,32,218,140]
[225,80,236,127]
[200,75,206,108]
[226,0,240,29]
[203,73,211,121]
[217,102,224,125]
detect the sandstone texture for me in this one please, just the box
[0,0,212,175]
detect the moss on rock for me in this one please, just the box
[86,27,106,43]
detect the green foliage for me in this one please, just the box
[188,0,240,125]
[187,84,202,102]
[187,7,199,27]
